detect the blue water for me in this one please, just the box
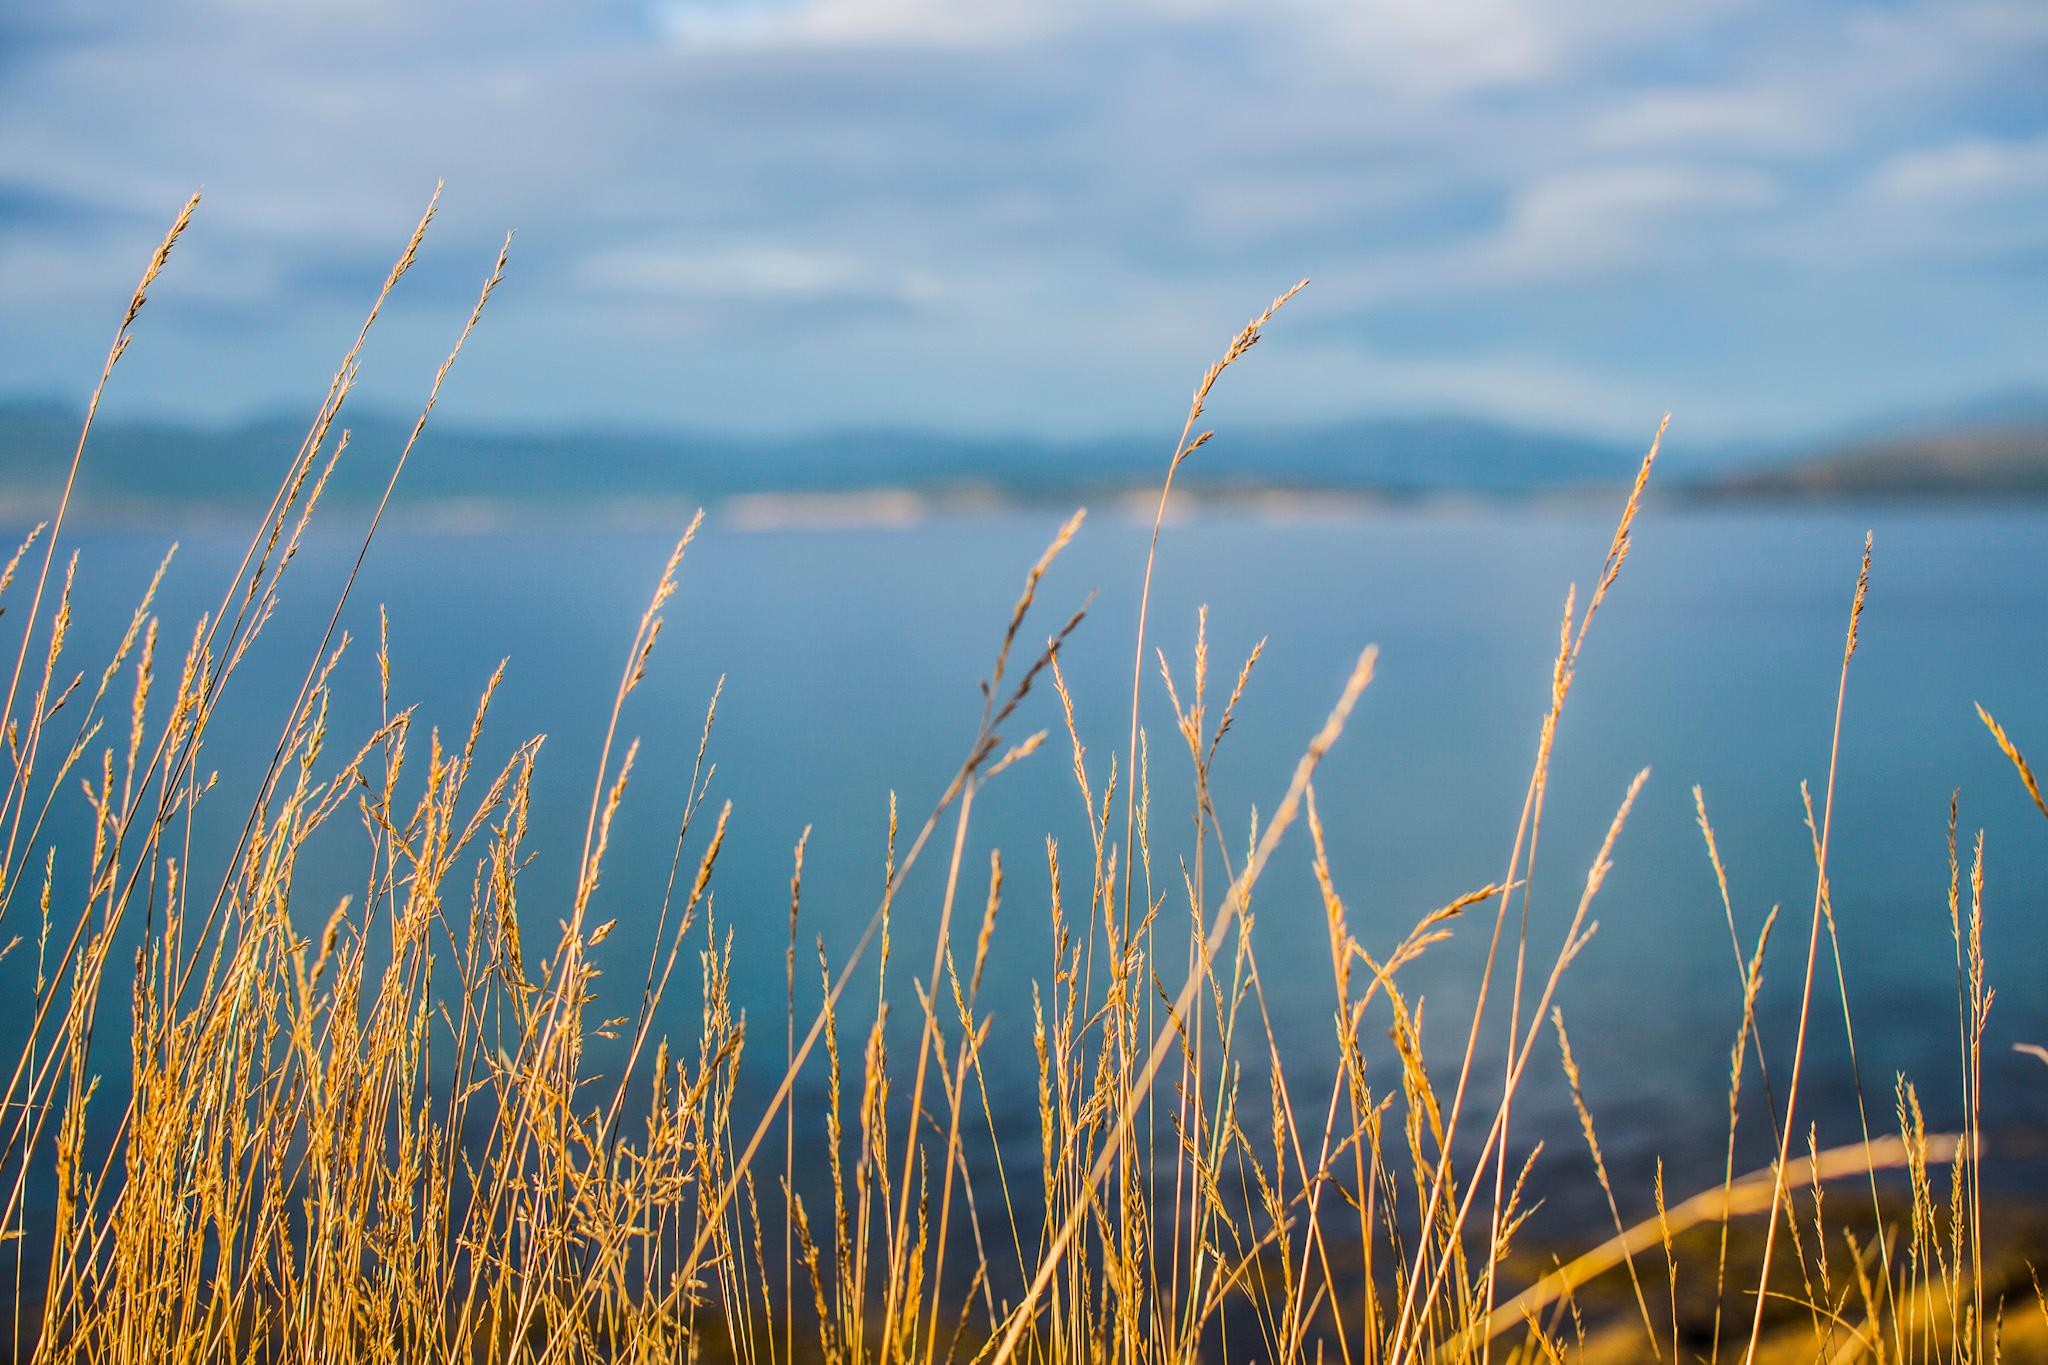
[24,500,2048,1240]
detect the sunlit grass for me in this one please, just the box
[0,190,2037,1364]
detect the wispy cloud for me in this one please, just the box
[1475,164,1780,280]
[1870,133,2048,201]
[580,242,939,306]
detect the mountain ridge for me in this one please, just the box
[0,402,1641,512]
[2,397,2044,519]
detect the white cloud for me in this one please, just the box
[651,0,1716,97]
[1869,134,2048,201]
[1486,165,1777,274]
[1308,163,1783,299]
[1587,89,1829,154]
[577,243,940,306]
[651,0,1081,49]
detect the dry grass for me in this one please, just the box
[0,194,2039,1365]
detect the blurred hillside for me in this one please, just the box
[1,394,2045,522]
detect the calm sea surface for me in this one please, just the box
[23,501,2048,1239]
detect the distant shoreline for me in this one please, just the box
[5,479,2048,535]
[4,398,2045,527]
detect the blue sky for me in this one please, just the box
[1,0,2043,442]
